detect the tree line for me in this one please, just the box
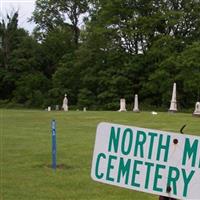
[0,0,200,110]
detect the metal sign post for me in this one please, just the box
[51,119,57,170]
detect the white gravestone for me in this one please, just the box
[133,94,140,112]
[62,94,68,111]
[47,106,51,111]
[193,102,200,117]
[55,105,59,111]
[169,82,177,112]
[119,98,126,112]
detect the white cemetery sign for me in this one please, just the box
[91,122,200,200]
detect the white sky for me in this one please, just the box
[0,0,36,33]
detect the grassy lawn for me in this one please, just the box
[1,109,200,200]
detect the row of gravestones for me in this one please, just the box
[47,84,200,117]
[118,83,200,117]
[47,94,86,112]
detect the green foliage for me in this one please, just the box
[13,72,49,107]
[175,42,200,107]
[31,0,64,33]
[1,1,200,110]
[40,27,75,77]
[32,0,89,44]
[77,88,96,109]
[52,53,80,105]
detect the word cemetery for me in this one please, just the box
[91,122,200,200]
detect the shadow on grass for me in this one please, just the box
[34,163,74,170]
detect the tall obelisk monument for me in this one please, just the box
[169,82,177,112]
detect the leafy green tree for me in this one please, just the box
[1,1,200,110]
[13,72,49,107]
[141,37,200,108]
[0,12,31,100]
[31,0,63,33]
[39,26,75,77]
[51,53,80,105]
[0,12,21,68]
[89,0,200,54]
[0,11,51,107]
[77,88,96,109]
[175,42,200,107]
[76,0,200,109]
[32,0,89,45]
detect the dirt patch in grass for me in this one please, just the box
[35,163,73,170]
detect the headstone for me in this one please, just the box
[55,105,59,111]
[133,94,140,112]
[193,102,200,117]
[48,106,51,111]
[119,98,126,112]
[83,107,87,112]
[151,111,158,115]
[169,82,177,112]
[62,94,68,111]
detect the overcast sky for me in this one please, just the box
[0,0,36,33]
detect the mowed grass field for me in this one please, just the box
[1,109,200,200]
